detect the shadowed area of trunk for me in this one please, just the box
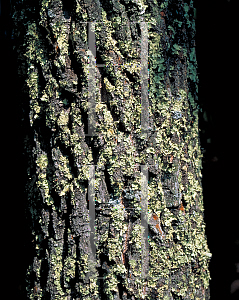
[11,0,211,299]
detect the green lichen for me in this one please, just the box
[13,0,211,298]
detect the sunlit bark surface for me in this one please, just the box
[12,0,211,299]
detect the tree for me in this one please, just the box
[12,0,211,299]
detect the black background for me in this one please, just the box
[1,0,238,299]
[195,0,239,299]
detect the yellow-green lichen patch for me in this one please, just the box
[48,240,65,298]
[14,0,211,298]
[147,179,164,213]
[57,108,69,126]
[95,10,118,52]
[36,153,48,170]
[103,273,119,300]
[103,77,115,93]
[27,69,39,100]
[63,256,76,288]
[129,223,142,250]
[35,153,51,205]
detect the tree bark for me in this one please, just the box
[12,0,211,299]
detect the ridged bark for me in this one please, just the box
[12,0,211,299]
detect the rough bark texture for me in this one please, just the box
[12,0,211,299]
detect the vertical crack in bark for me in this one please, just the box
[12,0,211,299]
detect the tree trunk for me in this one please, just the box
[12,0,211,299]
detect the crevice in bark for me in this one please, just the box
[81,108,89,136]
[68,35,83,95]
[86,187,89,212]
[117,274,127,299]
[181,195,187,209]
[92,143,101,166]
[123,69,138,84]
[117,119,126,133]
[100,75,110,104]
[97,252,109,299]
[148,169,158,184]
[12,0,211,298]
[171,290,183,300]
[37,62,47,95]
[38,23,56,61]
[40,254,49,293]
[104,167,114,197]
[62,0,74,19]
[173,232,179,244]
[99,0,115,20]
[100,74,122,127]
[34,116,53,153]
[48,207,56,239]
[60,89,77,109]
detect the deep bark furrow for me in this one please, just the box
[12,0,211,299]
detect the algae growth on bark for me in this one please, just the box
[12,0,211,299]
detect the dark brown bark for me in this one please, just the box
[12,0,211,299]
